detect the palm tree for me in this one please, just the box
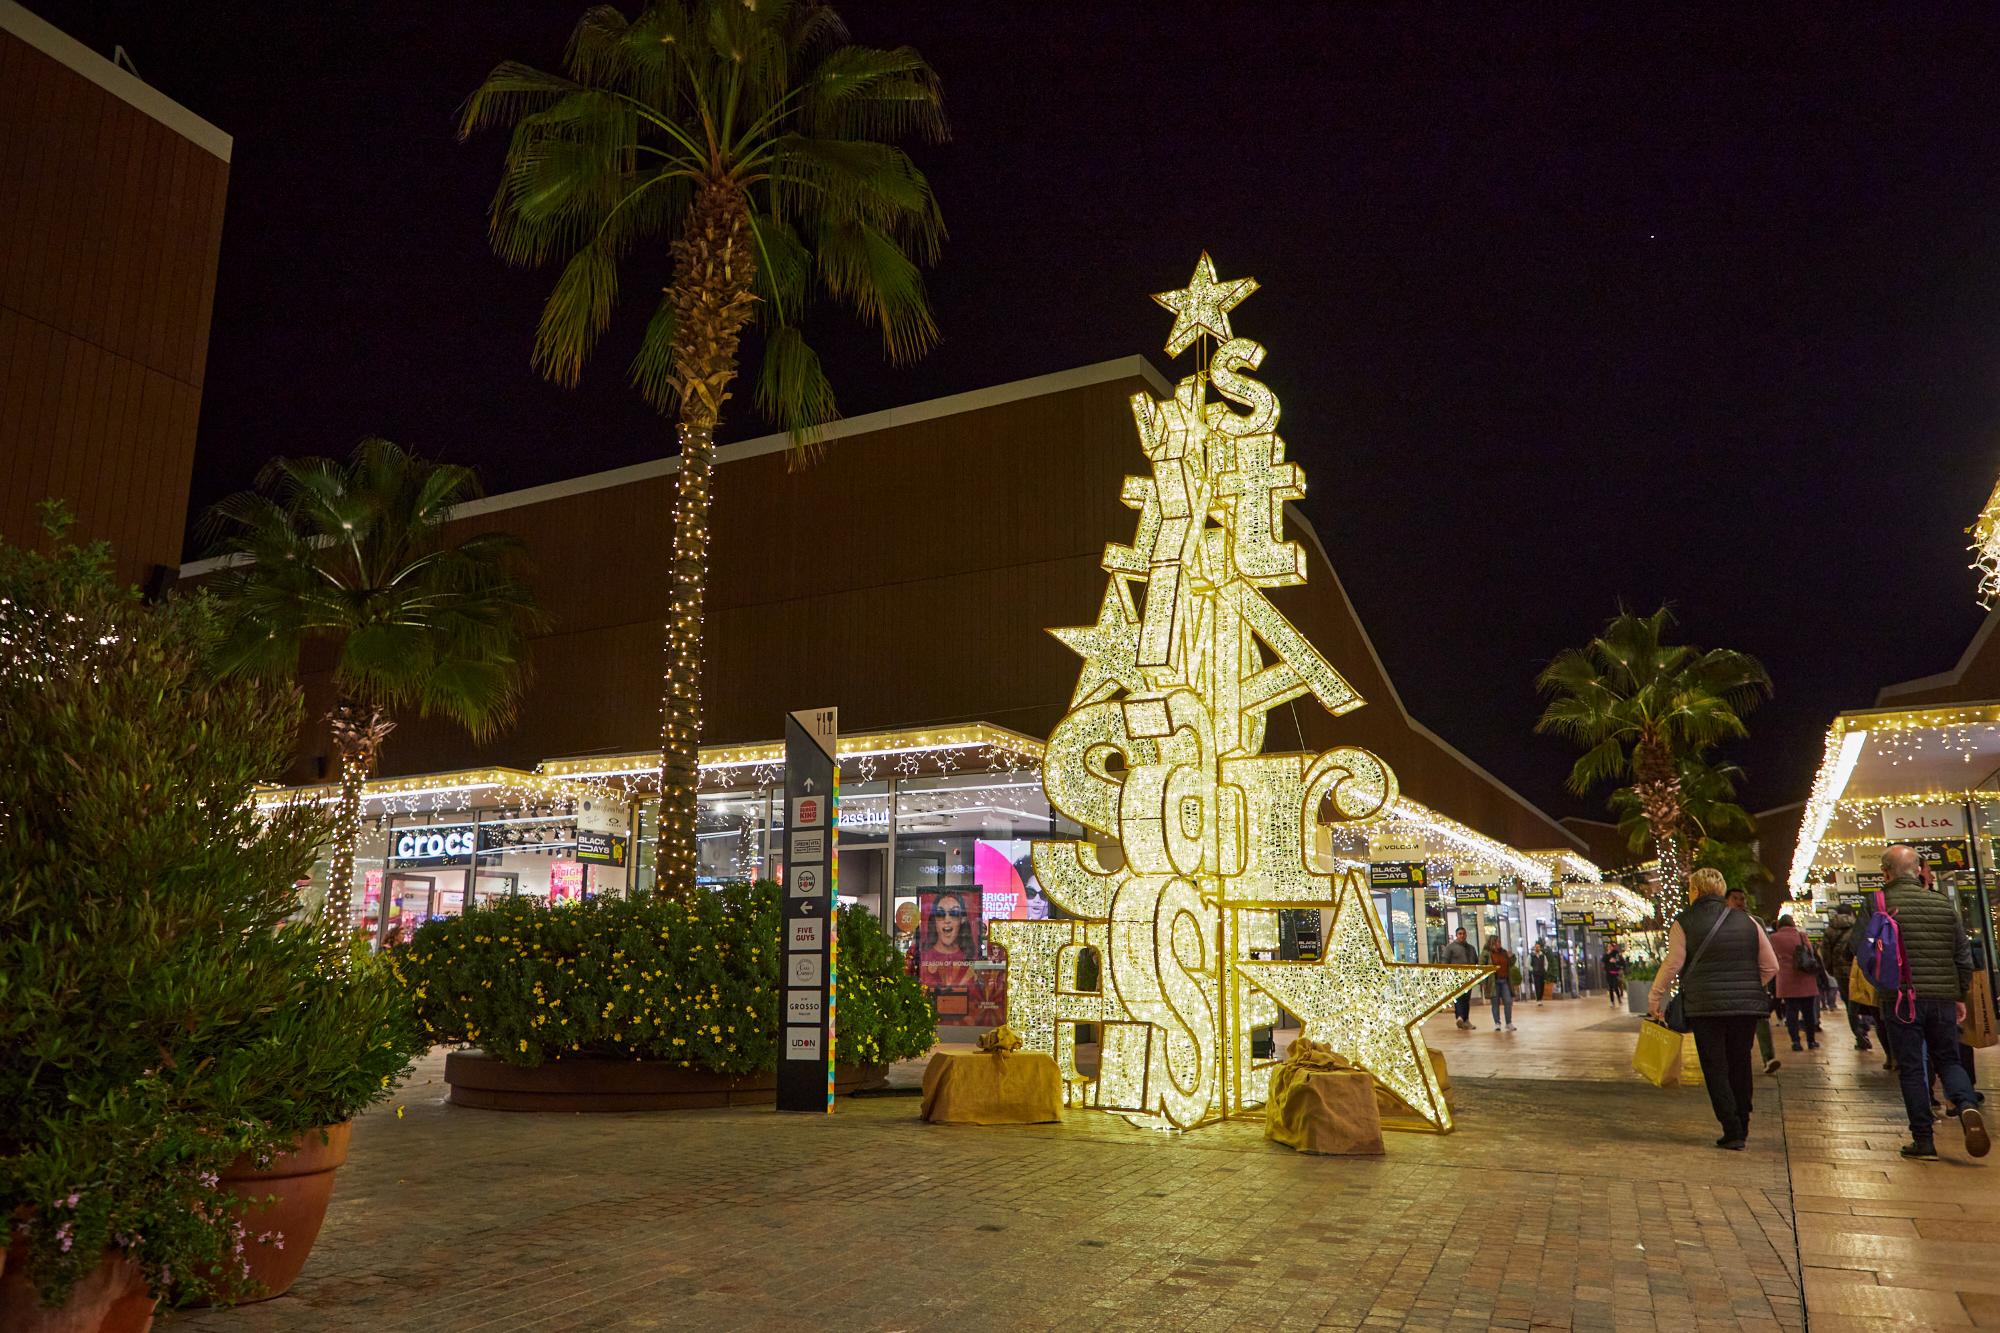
[204,438,537,965]
[1608,755,1755,859]
[1536,607,1771,904]
[460,1,947,898]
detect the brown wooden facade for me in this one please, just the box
[212,357,1582,858]
[0,6,231,588]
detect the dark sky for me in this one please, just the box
[37,1,2000,826]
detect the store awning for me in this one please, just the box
[1788,702,2000,887]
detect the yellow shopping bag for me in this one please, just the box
[1849,960,1877,1009]
[1632,1018,1687,1087]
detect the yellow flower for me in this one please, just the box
[518,1039,528,1052]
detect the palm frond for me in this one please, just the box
[458,61,583,140]
[531,243,622,387]
[813,219,938,362]
[754,323,838,456]
[628,291,681,413]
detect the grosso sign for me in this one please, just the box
[392,826,476,866]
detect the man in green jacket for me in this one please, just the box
[1862,846,1988,1161]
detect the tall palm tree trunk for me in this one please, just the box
[324,700,393,969]
[653,181,758,899]
[1632,735,1686,918]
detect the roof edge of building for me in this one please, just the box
[1875,604,2000,704]
[3,1,233,161]
[1283,501,1585,857]
[182,356,1175,577]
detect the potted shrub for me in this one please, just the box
[1626,961,1660,1014]
[196,954,418,1302]
[0,512,417,1324]
[392,883,935,1110]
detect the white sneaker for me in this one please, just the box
[1506,1023,1516,1031]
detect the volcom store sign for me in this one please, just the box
[391,825,476,866]
[1881,805,1966,840]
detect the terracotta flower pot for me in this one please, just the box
[0,1246,155,1333]
[215,1122,350,1302]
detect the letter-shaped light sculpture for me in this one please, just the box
[993,255,1487,1132]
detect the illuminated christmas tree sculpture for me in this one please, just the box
[991,255,1485,1132]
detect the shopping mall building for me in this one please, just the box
[185,358,1644,1027]
[1783,581,2000,979]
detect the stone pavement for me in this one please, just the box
[157,995,1990,1332]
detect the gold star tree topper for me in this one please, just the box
[993,254,1486,1133]
[1152,252,1260,356]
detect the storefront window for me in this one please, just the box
[894,772,1071,1031]
[837,780,890,923]
[695,789,770,886]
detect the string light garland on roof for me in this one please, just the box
[991,255,1482,1133]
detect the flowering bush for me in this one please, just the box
[390,882,936,1070]
[0,512,419,1309]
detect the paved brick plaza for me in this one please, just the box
[162,998,2000,1332]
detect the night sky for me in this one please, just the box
[36,2,2000,827]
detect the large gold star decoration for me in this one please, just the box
[1152,252,1260,357]
[1239,875,1487,1131]
[1050,580,1147,706]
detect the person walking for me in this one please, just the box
[1441,927,1480,1029]
[1769,915,1823,1052]
[1485,936,1516,1030]
[1650,867,1779,1150]
[1603,941,1626,1007]
[1725,888,1782,1074]
[1529,941,1552,1003]
[1859,845,1989,1161]
[1822,904,1872,1052]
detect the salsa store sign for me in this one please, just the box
[392,824,477,866]
[1881,805,1966,841]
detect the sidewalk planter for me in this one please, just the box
[1627,984,1655,1015]
[0,1247,155,1333]
[214,1123,351,1303]
[445,1051,887,1111]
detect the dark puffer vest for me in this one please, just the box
[1674,896,1768,1018]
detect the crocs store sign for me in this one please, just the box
[392,826,477,865]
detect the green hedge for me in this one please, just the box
[389,882,936,1071]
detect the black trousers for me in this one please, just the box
[1689,1014,1761,1137]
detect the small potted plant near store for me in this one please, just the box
[393,882,935,1111]
[1625,960,1659,1014]
[0,512,418,1326]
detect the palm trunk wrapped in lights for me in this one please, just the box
[323,700,393,968]
[1632,737,1686,917]
[653,184,758,899]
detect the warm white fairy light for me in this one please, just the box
[993,255,1482,1133]
[1970,475,2000,607]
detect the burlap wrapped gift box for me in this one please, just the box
[920,1026,1063,1125]
[1265,1037,1385,1155]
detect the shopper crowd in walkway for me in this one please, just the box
[1631,845,1992,1162]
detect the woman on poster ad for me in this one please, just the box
[920,890,978,997]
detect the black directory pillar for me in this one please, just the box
[779,706,838,1113]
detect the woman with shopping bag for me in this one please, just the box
[1648,868,1780,1150]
